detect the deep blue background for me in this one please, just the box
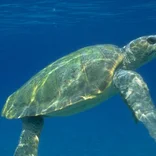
[0,0,156,155]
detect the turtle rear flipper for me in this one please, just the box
[14,116,44,156]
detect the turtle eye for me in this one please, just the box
[147,36,156,44]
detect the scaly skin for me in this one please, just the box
[14,116,43,156]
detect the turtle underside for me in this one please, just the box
[2,44,123,119]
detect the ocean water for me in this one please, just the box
[0,0,156,156]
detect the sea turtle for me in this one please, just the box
[1,35,156,156]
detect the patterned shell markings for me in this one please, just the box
[2,45,123,119]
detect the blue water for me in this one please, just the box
[0,0,156,155]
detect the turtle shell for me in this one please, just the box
[2,44,123,119]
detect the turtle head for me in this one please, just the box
[122,35,156,69]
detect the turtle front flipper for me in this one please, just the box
[113,69,156,141]
[14,116,44,156]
